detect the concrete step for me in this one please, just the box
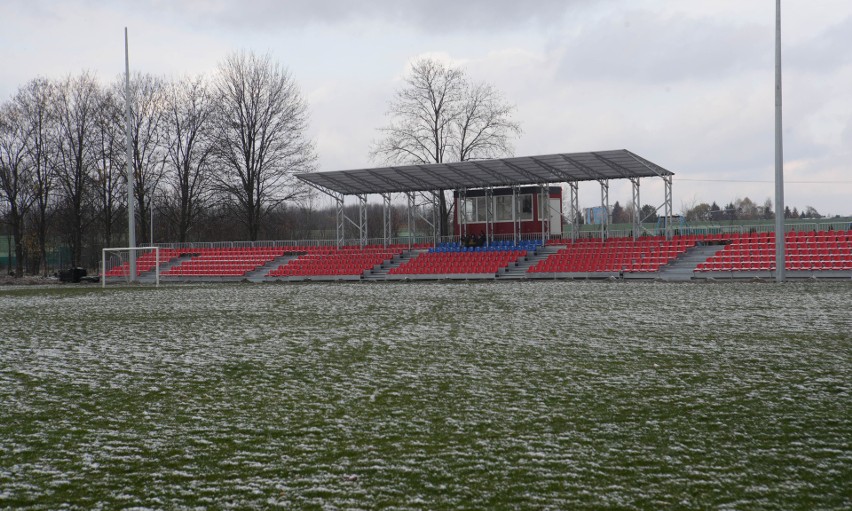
[246,254,301,280]
[499,245,560,279]
[658,244,728,281]
[362,249,422,280]
[137,254,192,283]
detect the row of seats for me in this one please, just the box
[551,230,851,243]
[389,251,522,275]
[698,230,852,272]
[164,267,258,276]
[163,247,284,276]
[430,239,542,253]
[697,260,852,271]
[267,247,404,277]
[689,231,852,243]
[529,238,694,273]
[548,235,708,245]
[184,248,287,256]
[107,231,852,278]
[104,248,180,277]
[155,245,414,278]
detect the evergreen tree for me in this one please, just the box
[724,202,737,221]
[611,201,625,223]
[639,204,658,223]
[709,201,721,221]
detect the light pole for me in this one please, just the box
[774,0,786,282]
[124,27,137,280]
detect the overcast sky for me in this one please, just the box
[2,0,850,216]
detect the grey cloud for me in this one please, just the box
[152,0,598,33]
[554,11,772,83]
[786,16,852,73]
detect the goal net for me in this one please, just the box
[101,246,161,287]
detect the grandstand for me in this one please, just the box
[695,230,852,273]
[104,248,180,277]
[530,236,694,274]
[101,228,852,284]
[103,150,852,284]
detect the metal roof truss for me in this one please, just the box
[296,149,673,196]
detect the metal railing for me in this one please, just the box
[147,220,851,251]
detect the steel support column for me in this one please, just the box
[631,178,641,240]
[431,192,440,245]
[357,194,368,248]
[458,189,467,239]
[512,186,519,245]
[382,193,392,247]
[569,181,579,242]
[335,194,345,248]
[540,185,549,243]
[600,179,610,241]
[484,187,494,246]
[406,192,415,249]
[663,175,673,240]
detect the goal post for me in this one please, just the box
[102,246,161,287]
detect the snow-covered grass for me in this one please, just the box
[1,281,850,509]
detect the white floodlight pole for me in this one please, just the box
[124,27,137,280]
[774,0,786,282]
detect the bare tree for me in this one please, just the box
[54,72,99,267]
[685,202,712,222]
[117,73,168,245]
[372,59,465,166]
[802,205,822,219]
[15,78,56,275]
[162,75,215,242]
[372,57,521,235]
[0,101,36,277]
[91,86,126,249]
[456,82,521,162]
[735,197,759,220]
[212,51,316,240]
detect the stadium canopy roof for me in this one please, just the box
[296,149,673,196]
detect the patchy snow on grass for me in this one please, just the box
[0,281,850,509]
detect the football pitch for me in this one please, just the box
[1,281,850,509]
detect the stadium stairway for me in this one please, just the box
[500,244,560,279]
[245,254,301,282]
[135,253,191,283]
[657,244,727,282]
[362,249,421,280]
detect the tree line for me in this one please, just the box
[1,55,522,277]
[0,51,316,276]
[2,45,834,279]
[597,197,824,226]
[679,197,822,223]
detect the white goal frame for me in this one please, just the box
[101,246,160,287]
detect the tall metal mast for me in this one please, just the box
[124,27,136,280]
[774,0,786,282]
